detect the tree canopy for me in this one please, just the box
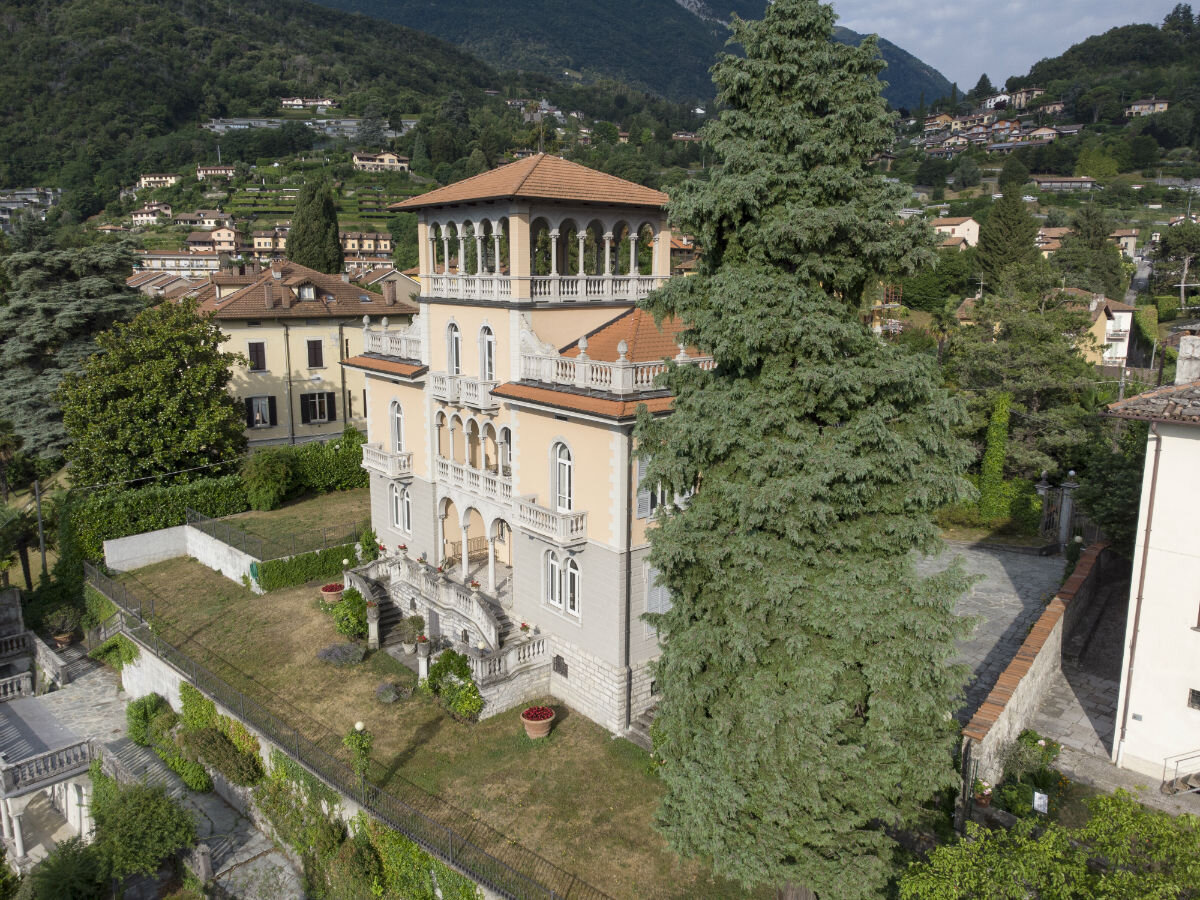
[1052,205,1127,300]
[58,299,246,489]
[634,2,974,895]
[977,190,1039,285]
[286,181,344,274]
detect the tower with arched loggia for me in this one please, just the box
[342,155,711,741]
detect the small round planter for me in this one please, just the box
[974,793,992,808]
[320,583,344,604]
[520,706,556,739]
[400,640,417,655]
[416,640,431,658]
[53,633,73,650]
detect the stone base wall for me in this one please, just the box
[629,660,657,722]
[479,664,551,720]
[548,639,627,734]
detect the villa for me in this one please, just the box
[343,155,685,736]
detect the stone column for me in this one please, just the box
[487,537,497,592]
[0,800,11,842]
[367,601,380,651]
[9,801,25,860]
[492,232,502,275]
[458,511,470,580]
[78,780,92,840]
[548,230,559,276]
[577,233,586,277]
[1058,471,1079,549]
[474,234,484,275]
[629,232,638,276]
[429,234,438,275]
[418,653,429,681]
[457,233,466,275]
[603,233,613,276]
[434,513,447,567]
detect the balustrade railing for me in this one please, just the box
[422,273,666,302]
[520,352,714,395]
[0,631,31,659]
[436,456,512,503]
[0,671,32,701]
[430,372,459,403]
[362,328,423,361]
[1,739,96,796]
[361,443,413,479]
[514,497,587,546]
[467,637,549,686]
[388,555,501,651]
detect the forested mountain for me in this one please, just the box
[0,0,497,211]
[307,0,952,109]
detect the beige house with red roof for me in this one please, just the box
[342,155,684,736]
[931,216,979,248]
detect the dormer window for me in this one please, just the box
[299,284,315,301]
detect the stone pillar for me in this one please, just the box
[458,511,470,580]
[418,653,429,681]
[577,233,586,277]
[9,804,24,860]
[1058,471,1079,549]
[367,601,380,651]
[629,231,638,276]
[548,230,559,276]
[441,235,450,274]
[603,233,613,276]
[492,232,502,275]
[457,233,466,275]
[475,234,484,275]
[487,537,497,592]
[0,800,11,841]
[428,234,438,275]
[78,781,92,840]
[435,514,447,567]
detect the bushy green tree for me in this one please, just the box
[953,155,981,188]
[58,300,247,489]
[91,781,196,880]
[1157,222,1200,308]
[1075,422,1148,558]
[998,155,1029,191]
[977,190,1038,284]
[1052,205,1126,299]
[26,837,104,899]
[286,181,343,274]
[634,2,975,896]
[900,246,975,312]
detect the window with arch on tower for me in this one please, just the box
[553,442,572,512]
[544,551,581,616]
[390,400,404,453]
[447,323,462,375]
[480,326,495,381]
[391,483,411,532]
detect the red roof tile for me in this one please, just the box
[559,308,698,362]
[491,382,673,419]
[340,355,426,379]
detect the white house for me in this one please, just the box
[1108,337,1200,788]
[930,216,979,248]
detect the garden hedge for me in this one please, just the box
[257,542,357,592]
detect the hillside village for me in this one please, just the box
[2,0,1200,898]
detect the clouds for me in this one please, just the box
[830,0,1180,88]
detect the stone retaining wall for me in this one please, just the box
[962,542,1113,785]
[103,525,262,593]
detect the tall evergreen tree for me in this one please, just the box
[971,73,995,100]
[286,181,343,274]
[1052,205,1126,299]
[634,2,975,896]
[977,190,1039,284]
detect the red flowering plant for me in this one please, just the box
[469,580,480,589]
[397,544,407,551]
[416,634,429,643]
[519,622,530,633]
[521,706,554,722]
[321,583,344,592]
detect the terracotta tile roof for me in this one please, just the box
[1104,380,1200,426]
[931,216,972,226]
[559,308,698,362]
[939,236,968,248]
[390,154,668,211]
[1110,229,1139,237]
[209,260,418,320]
[340,355,426,379]
[491,382,673,420]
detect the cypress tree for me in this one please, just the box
[977,189,1039,284]
[635,1,975,896]
[286,181,343,274]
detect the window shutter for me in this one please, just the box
[244,399,254,428]
[308,340,323,368]
[326,392,337,422]
[268,396,278,426]
[299,396,311,424]
[636,456,651,519]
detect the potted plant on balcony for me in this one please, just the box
[45,605,82,649]
[520,705,556,739]
[320,582,344,604]
[399,615,424,654]
[973,779,993,808]
[416,634,431,658]
[519,622,531,636]
[468,580,480,590]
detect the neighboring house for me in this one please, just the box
[135,251,221,276]
[252,228,288,260]
[1037,226,1073,256]
[1066,290,1135,365]
[131,204,171,226]
[671,131,698,142]
[931,216,979,247]
[1110,229,1139,258]
[1009,86,1046,109]
[340,231,393,256]
[352,152,410,173]
[196,165,236,180]
[1107,337,1200,784]
[982,92,1011,109]
[137,173,181,190]
[281,97,337,109]
[1040,100,1066,116]
[1125,98,1170,117]
[923,113,953,134]
[186,227,239,253]
[353,267,421,303]
[345,154,679,734]
[1026,126,1060,141]
[1032,175,1096,192]
[200,260,417,446]
[175,209,231,228]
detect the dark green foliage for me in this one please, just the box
[126,693,171,746]
[1052,205,1127,299]
[998,156,1030,191]
[257,542,357,591]
[294,428,369,493]
[952,155,981,189]
[1075,423,1147,558]
[977,393,1012,522]
[26,838,104,900]
[181,727,264,786]
[286,182,343,274]
[325,833,384,900]
[359,525,380,563]
[58,299,247,490]
[977,191,1039,284]
[81,585,117,630]
[0,243,145,458]
[318,643,365,667]
[90,779,196,879]
[1157,222,1200,307]
[900,247,975,312]
[331,588,367,638]
[253,751,345,885]
[163,754,213,792]
[631,3,975,894]
[241,447,298,511]
[73,474,248,561]
[88,634,139,670]
[426,650,471,696]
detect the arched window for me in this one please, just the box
[447,323,462,375]
[499,427,512,476]
[480,326,496,381]
[565,558,580,616]
[391,484,411,532]
[545,551,562,608]
[389,400,404,453]
[553,442,573,512]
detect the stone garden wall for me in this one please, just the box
[103,525,262,593]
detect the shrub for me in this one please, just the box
[325,833,383,900]
[88,634,139,670]
[318,643,365,667]
[148,709,179,748]
[127,693,170,746]
[1156,293,1179,323]
[164,754,213,792]
[73,475,248,560]
[257,543,357,592]
[357,813,478,900]
[253,751,344,872]
[179,683,217,730]
[402,615,425,644]
[82,585,117,630]
[426,650,471,695]
[359,524,379,563]
[43,603,82,637]
[440,675,484,722]
[91,780,196,879]
[241,447,299,511]
[375,681,411,704]
[27,838,104,900]
[332,588,367,638]
[978,393,1011,523]
[181,727,263,786]
[293,427,368,493]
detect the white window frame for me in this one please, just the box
[480,326,496,381]
[299,283,315,301]
[304,393,330,423]
[249,396,271,428]
[447,323,462,375]
[554,442,573,512]
[545,551,563,609]
[390,400,404,453]
[391,484,412,532]
[565,558,580,616]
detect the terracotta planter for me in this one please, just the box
[974,793,991,808]
[520,707,556,739]
[53,633,73,650]
[320,586,343,604]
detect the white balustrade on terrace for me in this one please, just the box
[430,372,459,403]
[520,351,714,395]
[362,327,423,361]
[1,739,97,797]
[361,443,414,479]
[423,273,665,302]
[514,496,587,546]
[0,671,32,702]
[435,456,513,503]
[467,636,548,686]
[431,374,499,411]
[387,555,501,651]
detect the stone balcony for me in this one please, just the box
[424,273,667,303]
[514,496,587,546]
[430,373,500,411]
[520,347,715,395]
[363,326,423,361]
[361,443,413,479]
[436,456,513,504]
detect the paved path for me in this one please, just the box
[1032,663,1118,759]
[37,661,303,899]
[915,544,1064,721]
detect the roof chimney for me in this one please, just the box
[1176,335,1200,385]
[263,283,275,309]
[382,280,397,306]
[341,273,350,282]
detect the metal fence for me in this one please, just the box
[83,562,609,900]
[185,508,362,563]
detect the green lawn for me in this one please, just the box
[199,488,371,559]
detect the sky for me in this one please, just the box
[828,0,1182,89]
